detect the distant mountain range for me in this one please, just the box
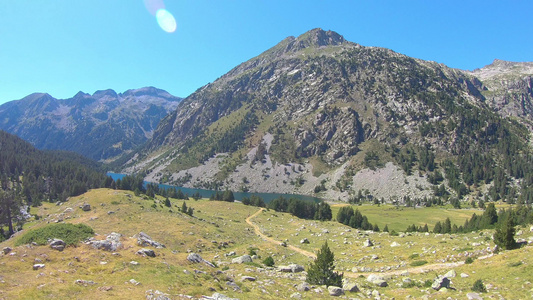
[0,87,181,161]
[121,28,533,204]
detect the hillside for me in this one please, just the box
[122,29,533,205]
[0,87,181,161]
[0,188,531,299]
[0,130,111,240]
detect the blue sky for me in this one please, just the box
[0,1,532,104]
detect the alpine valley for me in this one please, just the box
[122,28,533,205]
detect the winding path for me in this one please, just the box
[245,208,492,278]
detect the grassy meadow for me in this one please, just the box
[0,188,531,299]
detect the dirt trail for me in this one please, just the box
[245,208,491,278]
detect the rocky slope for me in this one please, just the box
[469,59,533,125]
[124,29,532,203]
[0,87,181,161]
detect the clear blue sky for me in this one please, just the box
[1,1,532,104]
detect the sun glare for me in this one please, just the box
[156,9,177,33]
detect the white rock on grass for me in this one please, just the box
[328,286,344,296]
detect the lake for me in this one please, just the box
[107,172,322,203]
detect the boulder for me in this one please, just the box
[232,255,252,264]
[367,274,388,287]
[342,282,359,292]
[328,286,344,296]
[460,273,469,278]
[390,241,400,247]
[81,203,91,211]
[467,292,483,300]
[432,276,451,291]
[187,253,216,268]
[204,293,239,300]
[279,264,305,273]
[136,248,156,257]
[91,232,122,251]
[300,238,310,244]
[240,276,256,282]
[136,232,165,248]
[145,290,171,300]
[296,282,311,292]
[363,239,373,247]
[444,270,456,278]
[2,247,12,255]
[290,292,302,299]
[49,239,66,251]
[33,264,45,270]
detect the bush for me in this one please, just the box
[465,257,475,264]
[410,260,428,267]
[263,256,275,267]
[472,279,487,293]
[16,223,94,246]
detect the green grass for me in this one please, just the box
[331,204,481,232]
[15,223,94,246]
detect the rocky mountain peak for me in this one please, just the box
[92,89,118,98]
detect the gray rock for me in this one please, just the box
[300,238,309,244]
[367,274,388,287]
[205,293,239,300]
[296,282,311,291]
[467,292,483,300]
[91,232,122,251]
[240,276,256,282]
[390,241,400,247]
[129,279,141,285]
[145,289,172,300]
[226,281,241,291]
[290,292,302,299]
[460,273,469,278]
[328,286,344,296]
[432,276,451,291]
[137,248,156,257]
[49,239,66,251]
[33,263,45,270]
[363,239,373,247]
[81,203,91,211]
[137,232,165,248]
[279,264,305,273]
[342,282,359,292]
[444,270,456,278]
[75,279,96,286]
[2,247,12,255]
[232,255,252,264]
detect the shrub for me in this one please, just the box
[465,257,474,264]
[263,256,275,267]
[410,260,428,267]
[472,279,487,293]
[16,223,94,246]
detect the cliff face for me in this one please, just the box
[470,59,533,124]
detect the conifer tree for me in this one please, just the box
[306,241,343,287]
[494,216,517,250]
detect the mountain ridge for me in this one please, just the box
[0,87,182,161]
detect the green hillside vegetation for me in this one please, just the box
[0,131,111,240]
[1,188,531,299]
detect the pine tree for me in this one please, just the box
[494,216,517,250]
[181,201,187,213]
[306,241,343,287]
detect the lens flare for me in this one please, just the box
[156,9,177,33]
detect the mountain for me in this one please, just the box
[0,87,181,161]
[123,29,533,204]
[469,59,533,125]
